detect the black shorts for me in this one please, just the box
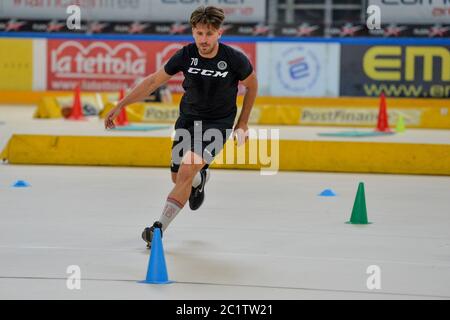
[170,113,236,173]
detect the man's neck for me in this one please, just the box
[198,42,219,59]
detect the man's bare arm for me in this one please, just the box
[117,67,172,109]
[233,71,258,146]
[105,68,173,129]
[236,71,258,126]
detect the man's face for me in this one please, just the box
[192,23,222,55]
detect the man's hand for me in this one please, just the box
[233,121,249,147]
[104,105,122,130]
[233,72,257,146]
[103,68,173,130]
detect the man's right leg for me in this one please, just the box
[171,172,177,184]
[142,152,206,248]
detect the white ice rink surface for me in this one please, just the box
[1,165,449,300]
[1,105,450,300]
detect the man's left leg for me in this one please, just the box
[188,121,232,211]
[188,166,210,210]
[171,167,210,186]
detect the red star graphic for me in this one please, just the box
[384,26,406,37]
[47,21,65,32]
[340,24,362,37]
[6,20,26,31]
[297,25,318,36]
[170,23,189,34]
[253,25,270,36]
[429,26,449,37]
[89,23,108,33]
[129,22,149,34]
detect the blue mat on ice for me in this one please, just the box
[318,131,395,138]
[112,125,171,132]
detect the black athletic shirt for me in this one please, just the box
[164,43,253,120]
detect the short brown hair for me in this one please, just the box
[190,6,225,30]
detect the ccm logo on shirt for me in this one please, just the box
[188,67,229,78]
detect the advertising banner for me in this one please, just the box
[0,19,275,36]
[0,0,265,23]
[0,39,33,91]
[340,45,450,98]
[1,19,448,38]
[369,0,450,24]
[300,108,422,126]
[150,0,265,23]
[47,39,256,92]
[47,39,154,91]
[269,43,340,97]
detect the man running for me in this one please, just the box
[105,6,258,248]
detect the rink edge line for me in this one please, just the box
[0,276,449,299]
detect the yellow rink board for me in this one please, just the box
[3,91,450,129]
[97,100,450,129]
[1,135,449,176]
[0,40,33,91]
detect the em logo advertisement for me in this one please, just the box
[275,46,321,96]
[340,45,450,98]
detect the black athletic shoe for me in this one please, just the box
[141,221,163,249]
[189,169,207,211]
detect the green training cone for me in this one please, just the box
[347,182,371,224]
[396,115,406,133]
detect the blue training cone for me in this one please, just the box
[139,228,173,285]
[12,180,31,188]
[319,189,337,197]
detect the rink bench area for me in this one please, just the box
[1,106,450,176]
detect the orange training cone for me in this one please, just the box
[68,85,85,121]
[375,93,391,132]
[116,88,129,126]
